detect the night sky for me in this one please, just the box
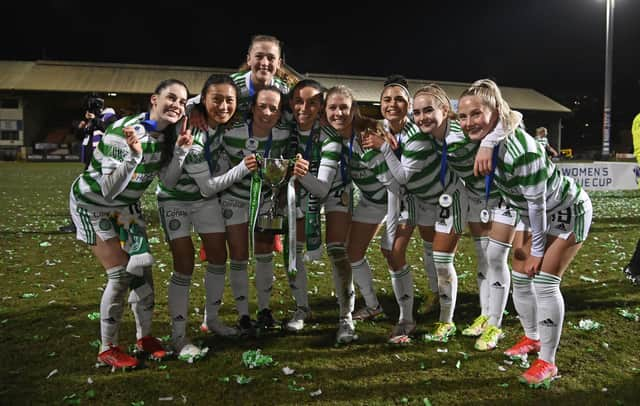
[3,1,640,149]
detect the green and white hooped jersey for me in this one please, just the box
[536,136,549,149]
[326,126,393,205]
[221,120,291,201]
[445,120,501,201]
[393,120,453,205]
[156,125,228,202]
[296,124,342,197]
[230,70,290,117]
[494,128,582,215]
[72,113,165,208]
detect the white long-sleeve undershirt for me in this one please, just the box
[100,151,142,202]
[297,164,336,199]
[191,160,250,198]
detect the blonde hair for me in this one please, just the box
[325,85,359,118]
[459,79,521,133]
[325,85,383,139]
[536,126,548,136]
[413,83,457,120]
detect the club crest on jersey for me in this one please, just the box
[98,218,112,231]
[168,219,181,231]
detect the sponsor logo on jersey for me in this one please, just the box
[165,209,188,217]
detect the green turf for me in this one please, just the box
[1,162,639,405]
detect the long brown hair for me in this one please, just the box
[152,79,189,167]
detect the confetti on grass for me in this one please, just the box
[282,366,295,375]
[62,393,80,405]
[572,319,603,331]
[310,389,322,397]
[234,374,253,384]
[617,308,640,322]
[242,349,274,369]
[579,276,599,283]
[178,347,209,363]
[288,380,305,392]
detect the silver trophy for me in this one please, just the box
[256,158,291,233]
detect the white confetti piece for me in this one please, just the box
[282,366,295,375]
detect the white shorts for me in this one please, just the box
[70,191,145,245]
[352,194,386,225]
[220,197,249,226]
[467,194,519,227]
[158,199,225,241]
[220,195,283,227]
[323,184,352,214]
[521,189,593,243]
[414,186,468,234]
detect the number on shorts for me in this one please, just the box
[552,207,571,224]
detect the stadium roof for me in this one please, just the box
[306,73,571,113]
[0,60,570,113]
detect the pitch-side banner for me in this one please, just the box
[557,161,640,191]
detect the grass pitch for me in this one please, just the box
[1,162,639,405]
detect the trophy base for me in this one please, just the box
[256,215,285,234]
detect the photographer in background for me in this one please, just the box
[78,94,117,168]
[59,93,117,233]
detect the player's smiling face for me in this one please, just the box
[412,94,447,136]
[251,89,281,133]
[247,41,281,87]
[291,86,323,131]
[380,86,409,124]
[457,95,498,141]
[150,83,187,129]
[204,83,237,127]
[325,93,354,137]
